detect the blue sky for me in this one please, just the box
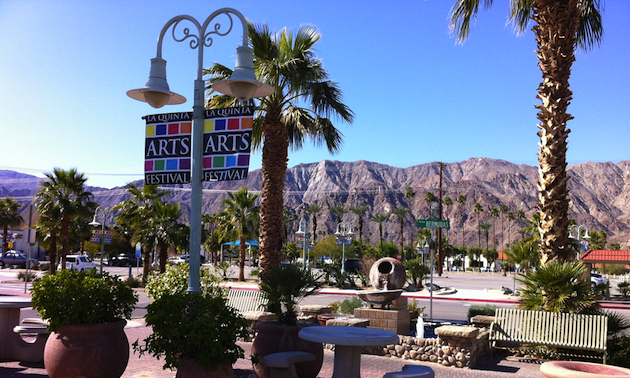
[1,0,628,189]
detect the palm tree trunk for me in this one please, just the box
[259,114,289,275]
[159,245,168,273]
[239,235,246,282]
[48,233,57,275]
[533,0,579,261]
[60,215,71,270]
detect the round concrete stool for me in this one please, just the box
[382,364,435,378]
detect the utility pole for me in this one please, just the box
[438,162,444,276]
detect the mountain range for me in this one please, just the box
[2,157,629,250]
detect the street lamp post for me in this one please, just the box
[335,222,353,273]
[295,217,308,266]
[127,9,272,292]
[569,224,590,259]
[89,206,110,275]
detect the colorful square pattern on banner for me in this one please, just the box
[143,106,254,184]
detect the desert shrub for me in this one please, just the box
[617,281,630,298]
[18,271,37,282]
[467,304,498,320]
[124,275,142,288]
[404,258,430,287]
[339,296,363,314]
[329,301,341,314]
[214,261,232,280]
[38,262,50,271]
[407,299,425,320]
[607,336,630,368]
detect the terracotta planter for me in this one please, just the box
[541,361,630,378]
[44,320,129,378]
[176,359,234,378]
[251,321,323,378]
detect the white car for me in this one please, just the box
[591,273,609,288]
[58,255,97,272]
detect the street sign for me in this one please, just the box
[417,218,450,229]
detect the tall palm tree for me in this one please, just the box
[35,168,94,271]
[349,206,369,242]
[424,192,436,217]
[489,207,499,248]
[499,204,508,248]
[404,187,416,243]
[153,201,184,273]
[304,203,323,242]
[114,183,170,276]
[516,209,527,239]
[206,23,354,275]
[329,205,347,225]
[506,210,515,248]
[473,202,484,250]
[35,208,61,274]
[282,209,298,246]
[218,187,260,282]
[450,0,604,261]
[0,198,23,252]
[457,194,467,247]
[443,196,453,239]
[479,221,493,254]
[370,212,389,251]
[392,207,410,252]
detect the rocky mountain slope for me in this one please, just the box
[2,157,629,249]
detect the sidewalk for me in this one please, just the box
[0,285,547,378]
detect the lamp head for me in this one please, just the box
[296,222,305,236]
[89,220,101,227]
[127,58,186,108]
[212,46,273,101]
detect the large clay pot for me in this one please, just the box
[251,321,323,378]
[176,359,234,378]
[44,320,129,378]
[369,257,406,290]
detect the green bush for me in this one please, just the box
[339,296,363,314]
[17,271,37,282]
[404,258,430,287]
[407,299,425,320]
[329,301,341,314]
[603,264,628,275]
[135,292,249,371]
[617,281,630,298]
[124,275,142,288]
[607,336,630,368]
[145,263,223,300]
[31,269,138,332]
[467,304,498,320]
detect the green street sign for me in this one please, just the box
[417,218,450,229]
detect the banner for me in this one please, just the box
[90,230,113,245]
[144,106,254,185]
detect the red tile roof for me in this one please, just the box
[580,250,630,264]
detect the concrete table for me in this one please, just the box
[299,326,398,378]
[0,297,47,362]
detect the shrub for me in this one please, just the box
[467,304,498,320]
[38,262,50,271]
[145,264,223,300]
[404,258,430,287]
[31,269,138,332]
[329,301,341,314]
[339,296,363,314]
[124,275,142,288]
[18,271,37,282]
[214,261,232,280]
[607,336,630,368]
[617,281,630,298]
[407,299,425,320]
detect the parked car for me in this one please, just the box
[182,254,206,265]
[0,250,39,269]
[591,272,609,288]
[167,255,186,265]
[109,253,143,267]
[58,255,97,272]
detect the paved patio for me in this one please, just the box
[0,318,545,378]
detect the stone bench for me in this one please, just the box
[383,364,435,378]
[326,317,370,327]
[261,351,315,378]
[12,325,49,362]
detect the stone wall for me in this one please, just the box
[380,326,490,368]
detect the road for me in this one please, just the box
[2,263,629,325]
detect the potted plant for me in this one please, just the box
[252,264,324,378]
[135,263,247,378]
[31,269,138,378]
[134,292,249,378]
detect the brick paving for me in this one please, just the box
[0,318,544,378]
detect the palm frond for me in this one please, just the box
[577,0,604,51]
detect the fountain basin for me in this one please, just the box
[540,361,630,378]
[357,289,403,309]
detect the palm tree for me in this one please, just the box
[489,207,499,248]
[329,205,346,225]
[282,209,298,246]
[424,192,436,217]
[304,203,323,242]
[153,201,184,273]
[0,198,23,252]
[479,221,492,254]
[404,187,416,243]
[206,23,354,275]
[392,207,410,252]
[35,209,61,274]
[114,183,170,276]
[499,204,508,248]
[516,209,526,239]
[505,239,541,273]
[473,202,484,249]
[35,168,94,271]
[506,211,515,248]
[370,212,389,251]
[443,196,453,239]
[349,206,369,242]
[457,194,467,247]
[450,0,604,261]
[218,187,260,282]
